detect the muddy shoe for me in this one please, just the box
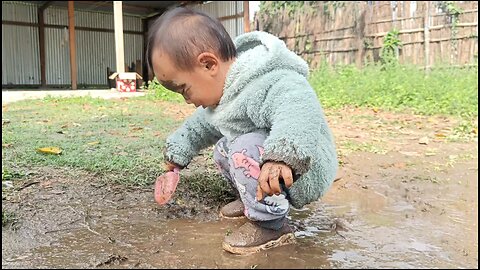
[222,221,295,254]
[219,199,245,219]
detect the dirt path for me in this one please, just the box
[2,106,478,268]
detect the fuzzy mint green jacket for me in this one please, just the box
[164,31,338,209]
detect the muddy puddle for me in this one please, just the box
[3,108,478,268]
[3,150,477,269]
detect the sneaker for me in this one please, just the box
[219,199,245,219]
[222,221,295,254]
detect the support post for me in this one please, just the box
[243,1,250,33]
[114,1,125,73]
[68,1,77,90]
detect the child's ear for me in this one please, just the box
[197,53,219,74]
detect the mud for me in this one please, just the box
[2,107,478,268]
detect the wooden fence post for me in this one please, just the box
[391,1,400,60]
[424,1,430,72]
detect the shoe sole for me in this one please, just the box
[219,212,246,220]
[222,233,295,255]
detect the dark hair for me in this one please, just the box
[146,7,237,73]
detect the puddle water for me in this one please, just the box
[3,158,477,269]
[6,174,477,269]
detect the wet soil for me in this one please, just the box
[2,107,478,268]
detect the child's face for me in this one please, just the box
[151,50,225,108]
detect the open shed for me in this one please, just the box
[2,1,251,89]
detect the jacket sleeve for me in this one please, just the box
[261,76,338,178]
[164,107,222,168]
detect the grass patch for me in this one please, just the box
[181,170,236,204]
[3,95,235,205]
[2,210,18,228]
[310,63,478,118]
[2,96,185,186]
[140,78,184,102]
[2,168,24,182]
[447,118,479,142]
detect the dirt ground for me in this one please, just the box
[2,105,478,268]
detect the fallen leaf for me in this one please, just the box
[418,137,429,145]
[434,133,446,138]
[37,147,62,155]
[2,143,12,148]
[86,141,100,146]
[372,108,379,113]
[130,127,143,131]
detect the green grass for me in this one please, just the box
[2,168,24,182]
[143,64,478,119]
[2,95,236,206]
[140,78,184,102]
[2,96,185,186]
[2,210,17,228]
[309,63,478,118]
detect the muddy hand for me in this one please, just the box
[256,161,293,201]
[154,166,180,205]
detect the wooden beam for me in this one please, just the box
[40,1,54,11]
[77,1,158,14]
[114,1,125,73]
[37,8,46,87]
[68,1,77,90]
[243,1,250,33]
[218,12,243,22]
[1,20,143,35]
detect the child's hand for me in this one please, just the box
[256,161,293,201]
